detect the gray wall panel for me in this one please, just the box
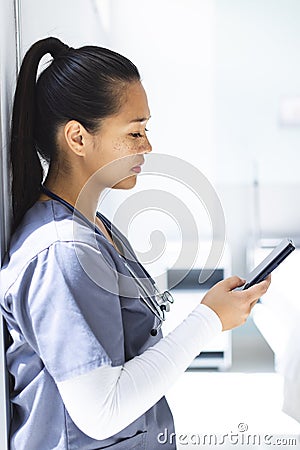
[0,0,18,448]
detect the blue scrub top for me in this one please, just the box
[0,200,175,450]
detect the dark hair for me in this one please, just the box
[10,37,140,230]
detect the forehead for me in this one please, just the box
[116,82,151,124]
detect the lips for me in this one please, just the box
[131,165,142,174]
[131,158,144,174]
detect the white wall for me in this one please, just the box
[101,0,300,276]
[18,0,300,276]
[109,0,216,181]
[215,0,300,185]
[20,0,112,53]
[214,0,300,274]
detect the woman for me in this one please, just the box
[0,37,270,450]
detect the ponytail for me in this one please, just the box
[10,37,140,231]
[10,38,70,230]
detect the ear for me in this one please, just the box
[64,120,89,156]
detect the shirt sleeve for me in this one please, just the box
[12,241,125,382]
[57,304,222,440]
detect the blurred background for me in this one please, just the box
[11,0,300,272]
[1,0,300,448]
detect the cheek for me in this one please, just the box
[90,138,132,172]
[92,138,139,188]
[112,137,146,157]
[110,139,136,170]
[112,138,133,155]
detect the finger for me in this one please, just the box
[248,276,271,309]
[245,277,270,300]
[256,275,271,291]
[263,274,271,287]
[223,275,246,291]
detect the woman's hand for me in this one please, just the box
[201,275,271,331]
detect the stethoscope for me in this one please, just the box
[41,185,174,336]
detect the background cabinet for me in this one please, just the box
[161,242,232,371]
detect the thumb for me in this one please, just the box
[223,275,246,291]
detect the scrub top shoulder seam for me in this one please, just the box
[2,237,116,300]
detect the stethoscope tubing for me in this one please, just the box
[122,259,165,321]
[40,185,173,329]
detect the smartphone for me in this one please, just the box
[243,238,295,290]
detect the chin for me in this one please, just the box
[112,175,137,190]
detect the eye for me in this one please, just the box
[130,132,143,138]
[129,129,149,138]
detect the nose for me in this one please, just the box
[144,136,152,154]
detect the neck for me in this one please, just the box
[43,167,104,222]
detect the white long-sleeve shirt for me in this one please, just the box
[57,303,222,440]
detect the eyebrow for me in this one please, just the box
[129,116,151,123]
